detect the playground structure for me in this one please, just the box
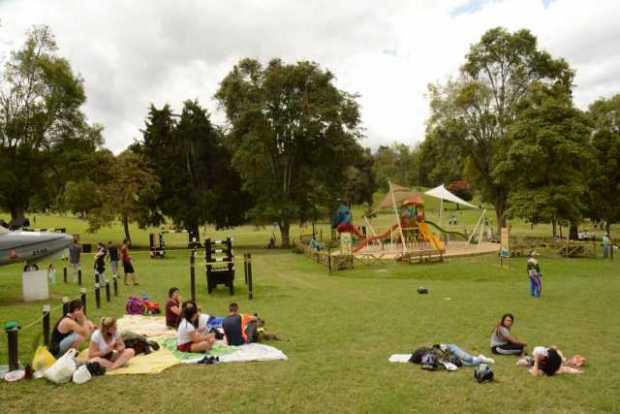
[149,233,165,258]
[323,182,499,265]
[205,237,235,294]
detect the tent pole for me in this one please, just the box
[389,181,408,254]
[468,210,485,244]
[439,198,443,227]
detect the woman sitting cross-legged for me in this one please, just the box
[490,313,527,355]
[88,317,135,370]
[176,301,216,353]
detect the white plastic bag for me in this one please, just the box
[72,364,92,384]
[44,348,78,384]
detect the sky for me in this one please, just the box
[1,0,619,153]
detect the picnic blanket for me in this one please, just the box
[389,354,412,363]
[160,337,288,364]
[117,315,176,338]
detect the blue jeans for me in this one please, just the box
[58,332,80,355]
[445,344,483,366]
[529,273,541,297]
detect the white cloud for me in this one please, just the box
[1,0,619,152]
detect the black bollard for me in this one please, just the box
[113,275,118,296]
[78,269,82,286]
[62,296,70,315]
[244,253,248,285]
[80,288,87,316]
[95,283,101,309]
[42,305,51,346]
[190,249,196,303]
[63,264,67,284]
[105,282,111,303]
[248,253,253,300]
[4,322,20,371]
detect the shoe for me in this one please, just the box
[478,354,495,364]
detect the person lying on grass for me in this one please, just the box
[88,317,135,370]
[435,344,495,366]
[490,313,527,356]
[176,301,216,353]
[517,346,584,376]
[222,302,258,346]
[49,299,95,358]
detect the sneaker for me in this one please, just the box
[478,354,495,364]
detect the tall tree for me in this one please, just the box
[427,28,573,232]
[372,144,419,191]
[215,58,363,247]
[136,101,249,237]
[586,94,620,235]
[0,26,96,220]
[496,83,591,237]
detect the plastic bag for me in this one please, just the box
[44,348,78,384]
[32,345,56,372]
[72,364,92,384]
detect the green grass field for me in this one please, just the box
[1,240,619,413]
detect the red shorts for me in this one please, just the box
[177,342,192,352]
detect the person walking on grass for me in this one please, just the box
[121,239,139,286]
[527,252,542,298]
[68,236,82,283]
[94,242,107,285]
[107,241,120,280]
[490,313,527,356]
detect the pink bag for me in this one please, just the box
[126,296,145,315]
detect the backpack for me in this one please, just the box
[126,296,145,315]
[143,300,161,315]
[474,364,494,383]
[420,352,438,371]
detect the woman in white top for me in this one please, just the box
[176,301,215,353]
[88,317,135,370]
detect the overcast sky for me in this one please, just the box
[1,0,619,153]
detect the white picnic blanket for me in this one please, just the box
[217,343,288,363]
[389,354,412,363]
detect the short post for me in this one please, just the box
[113,275,118,296]
[95,283,101,309]
[190,249,197,303]
[244,253,249,285]
[328,247,332,274]
[77,269,82,286]
[62,296,70,314]
[105,281,111,303]
[42,305,51,346]
[4,322,20,371]
[248,253,253,300]
[80,288,87,316]
[63,260,67,284]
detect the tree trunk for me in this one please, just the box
[122,215,131,243]
[569,222,578,240]
[10,206,25,222]
[279,220,290,248]
[605,222,611,237]
[494,199,507,234]
[552,219,557,238]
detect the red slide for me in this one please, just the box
[353,224,399,253]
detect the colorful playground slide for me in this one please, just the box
[352,223,399,253]
[417,222,445,252]
[424,220,467,240]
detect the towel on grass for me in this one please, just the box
[389,354,412,363]
[117,315,176,338]
[159,337,287,364]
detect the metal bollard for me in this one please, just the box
[190,249,196,303]
[42,305,51,346]
[244,253,248,285]
[62,296,70,314]
[247,253,253,300]
[63,264,67,283]
[105,282,111,302]
[78,269,82,286]
[4,321,20,371]
[80,288,87,316]
[95,283,101,309]
[113,275,118,296]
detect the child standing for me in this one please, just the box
[527,252,542,297]
[47,263,56,285]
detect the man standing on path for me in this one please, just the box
[68,236,82,283]
[121,239,139,286]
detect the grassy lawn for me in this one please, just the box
[1,244,619,413]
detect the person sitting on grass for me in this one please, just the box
[222,302,258,346]
[49,299,95,358]
[490,313,527,355]
[165,287,182,328]
[517,346,584,376]
[176,301,215,353]
[88,317,135,370]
